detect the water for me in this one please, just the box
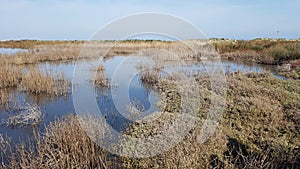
[186,61,286,80]
[0,48,28,55]
[0,56,285,145]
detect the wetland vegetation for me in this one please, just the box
[0,39,299,168]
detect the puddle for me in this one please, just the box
[0,48,29,55]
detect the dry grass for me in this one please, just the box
[21,67,69,96]
[121,71,300,168]
[0,39,299,168]
[0,65,69,108]
[0,88,11,108]
[0,114,117,169]
[0,66,22,89]
[0,65,69,95]
[212,39,300,64]
[1,39,299,65]
[0,40,217,65]
[1,72,299,169]
[92,64,110,88]
[278,68,300,79]
[139,65,162,85]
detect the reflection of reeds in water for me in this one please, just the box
[4,103,42,127]
[0,89,10,108]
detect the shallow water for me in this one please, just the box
[0,48,28,55]
[0,56,285,145]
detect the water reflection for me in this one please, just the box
[0,48,29,55]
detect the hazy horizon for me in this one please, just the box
[1,0,299,40]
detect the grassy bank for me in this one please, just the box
[211,38,300,64]
[122,71,300,168]
[0,115,117,169]
[278,69,300,79]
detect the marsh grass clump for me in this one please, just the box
[21,68,69,96]
[0,66,22,89]
[4,103,42,127]
[92,65,110,88]
[1,114,114,169]
[139,65,163,85]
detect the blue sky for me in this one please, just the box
[0,0,299,40]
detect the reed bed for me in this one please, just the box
[92,64,111,88]
[0,66,69,108]
[0,89,11,108]
[0,114,117,169]
[21,67,69,96]
[212,39,300,64]
[139,65,162,85]
[0,66,22,89]
[0,40,217,65]
[1,39,300,65]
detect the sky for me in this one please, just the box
[0,0,299,40]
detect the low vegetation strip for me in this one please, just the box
[1,39,299,65]
[211,38,300,64]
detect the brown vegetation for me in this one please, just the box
[0,39,299,168]
[0,65,69,108]
[0,71,299,168]
[0,115,116,169]
[92,64,110,88]
[278,69,300,79]
[122,71,300,168]
[0,66,22,88]
[1,39,299,65]
[212,39,300,64]
[0,40,215,65]
[21,67,69,96]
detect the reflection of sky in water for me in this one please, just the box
[0,48,28,55]
[97,56,160,132]
[164,61,286,79]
